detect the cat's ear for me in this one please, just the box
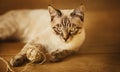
[71,4,85,21]
[48,5,62,21]
[75,4,85,13]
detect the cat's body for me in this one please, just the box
[0,9,51,41]
[0,5,85,66]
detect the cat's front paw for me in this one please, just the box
[10,55,27,67]
[50,50,74,62]
[50,50,63,62]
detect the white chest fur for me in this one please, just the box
[34,28,85,53]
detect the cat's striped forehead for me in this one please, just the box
[51,12,82,27]
[61,17,70,26]
[60,10,74,16]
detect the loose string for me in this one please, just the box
[0,57,14,72]
[38,52,47,64]
[0,52,47,72]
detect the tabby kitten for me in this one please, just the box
[0,5,85,66]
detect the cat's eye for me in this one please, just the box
[70,28,75,34]
[70,28,79,34]
[52,26,62,34]
[59,31,62,34]
[70,28,75,32]
[57,28,61,31]
[70,31,75,34]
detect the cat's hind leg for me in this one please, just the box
[0,15,17,40]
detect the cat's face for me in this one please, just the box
[48,5,85,42]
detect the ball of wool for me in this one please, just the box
[26,47,46,63]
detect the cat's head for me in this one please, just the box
[48,5,85,42]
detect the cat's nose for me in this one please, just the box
[62,29,69,41]
[63,37,69,41]
[63,35,69,41]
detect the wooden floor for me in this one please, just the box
[0,0,120,72]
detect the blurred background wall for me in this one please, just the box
[0,0,120,14]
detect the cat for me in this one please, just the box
[0,5,85,67]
